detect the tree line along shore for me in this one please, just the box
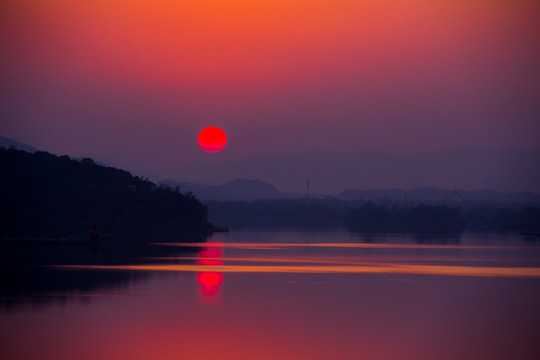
[1,147,539,238]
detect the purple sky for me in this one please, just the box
[1,1,539,184]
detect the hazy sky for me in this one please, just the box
[1,0,539,180]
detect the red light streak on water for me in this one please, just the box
[196,242,224,303]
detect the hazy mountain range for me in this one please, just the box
[2,135,539,196]
[177,147,540,194]
[161,178,540,205]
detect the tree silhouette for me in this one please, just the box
[0,148,211,237]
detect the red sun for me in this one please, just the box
[198,126,227,152]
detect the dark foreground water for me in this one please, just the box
[1,230,540,360]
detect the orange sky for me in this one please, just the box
[5,0,537,87]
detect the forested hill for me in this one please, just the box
[0,148,210,237]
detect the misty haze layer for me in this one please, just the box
[177,147,540,194]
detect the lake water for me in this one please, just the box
[1,230,540,359]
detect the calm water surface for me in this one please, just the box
[1,230,540,359]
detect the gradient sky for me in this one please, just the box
[1,0,539,180]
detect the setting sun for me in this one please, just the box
[198,126,227,153]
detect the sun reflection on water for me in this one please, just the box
[12,233,540,360]
[196,242,224,303]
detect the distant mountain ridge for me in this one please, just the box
[161,178,540,205]
[0,135,36,153]
[4,135,539,195]
[176,147,540,194]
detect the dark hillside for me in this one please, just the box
[0,148,210,237]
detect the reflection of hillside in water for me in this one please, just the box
[0,233,206,311]
[4,230,539,311]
